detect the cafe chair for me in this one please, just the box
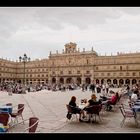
[10,104,25,124]
[0,113,11,132]
[6,103,12,106]
[9,117,39,133]
[119,104,138,127]
[84,104,102,123]
[66,105,78,122]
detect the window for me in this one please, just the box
[114,66,116,69]
[87,59,89,64]
[68,71,72,74]
[107,73,110,76]
[52,71,55,75]
[86,71,90,74]
[42,74,44,77]
[120,66,122,71]
[113,73,116,76]
[38,75,40,77]
[96,67,98,70]
[30,74,32,77]
[133,72,136,76]
[77,71,80,74]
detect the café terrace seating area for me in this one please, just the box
[0,103,39,133]
[0,87,140,133]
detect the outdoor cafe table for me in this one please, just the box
[0,123,6,133]
[0,105,12,113]
[78,104,86,110]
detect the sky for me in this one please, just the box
[0,7,140,61]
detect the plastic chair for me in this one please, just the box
[84,104,102,123]
[24,117,39,133]
[10,104,24,124]
[9,117,39,133]
[119,104,138,127]
[0,113,11,132]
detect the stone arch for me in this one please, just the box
[125,79,130,85]
[119,79,124,85]
[46,79,48,84]
[101,79,104,84]
[96,79,100,84]
[66,78,73,84]
[52,77,56,84]
[132,79,137,85]
[107,79,111,84]
[113,79,118,84]
[59,77,64,84]
[77,77,81,85]
[85,78,91,84]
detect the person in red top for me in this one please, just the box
[102,92,119,111]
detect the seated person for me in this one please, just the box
[102,92,119,111]
[84,94,101,112]
[131,90,138,103]
[68,96,85,122]
[100,90,115,101]
[83,94,102,122]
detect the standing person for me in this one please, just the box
[8,84,12,96]
[90,83,95,93]
[82,84,85,92]
[102,84,106,95]
[106,83,109,94]
[86,94,102,106]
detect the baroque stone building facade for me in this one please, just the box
[0,42,140,85]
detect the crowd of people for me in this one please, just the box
[67,83,140,122]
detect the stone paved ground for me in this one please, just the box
[0,88,140,133]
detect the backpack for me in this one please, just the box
[66,112,72,119]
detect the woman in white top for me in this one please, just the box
[131,91,138,102]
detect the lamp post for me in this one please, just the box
[19,53,30,93]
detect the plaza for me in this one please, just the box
[0,88,140,133]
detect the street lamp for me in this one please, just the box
[19,53,30,93]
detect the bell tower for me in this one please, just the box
[64,42,77,53]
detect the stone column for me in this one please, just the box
[81,76,85,85]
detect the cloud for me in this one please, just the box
[34,7,122,30]
[0,7,140,61]
[117,7,140,15]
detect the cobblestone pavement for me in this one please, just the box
[0,88,140,133]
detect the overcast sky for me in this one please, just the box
[0,7,140,61]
